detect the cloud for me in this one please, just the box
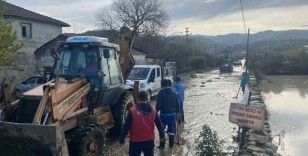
[203,0,221,3]
[8,0,112,33]
[163,0,308,21]
[6,0,308,35]
[171,5,308,35]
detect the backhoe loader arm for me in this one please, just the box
[117,28,135,81]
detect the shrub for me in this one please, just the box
[0,1,23,67]
[195,124,224,156]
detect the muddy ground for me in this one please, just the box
[105,66,245,156]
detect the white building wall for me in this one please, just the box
[133,55,147,65]
[7,18,62,54]
[1,18,63,81]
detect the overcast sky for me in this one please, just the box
[7,0,308,35]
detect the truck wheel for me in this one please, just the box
[110,92,134,138]
[69,125,105,156]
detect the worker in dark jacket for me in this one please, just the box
[156,79,179,148]
[119,91,165,156]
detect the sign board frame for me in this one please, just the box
[229,103,265,130]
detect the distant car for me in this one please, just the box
[220,59,233,73]
[14,75,50,98]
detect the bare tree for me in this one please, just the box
[97,8,120,31]
[97,0,169,48]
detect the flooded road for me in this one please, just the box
[261,76,308,156]
[106,66,245,155]
[178,67,244,155]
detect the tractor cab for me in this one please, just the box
[54,36,124,90]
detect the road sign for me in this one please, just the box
[229,103,265,129]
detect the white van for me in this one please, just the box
[126,65,162,99]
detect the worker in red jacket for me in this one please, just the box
[119,91,165,156]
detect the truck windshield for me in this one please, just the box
[128,68,150,80]
[55,45,99,77]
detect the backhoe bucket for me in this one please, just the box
[0,121,68,156]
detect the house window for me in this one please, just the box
[21,23,32,38]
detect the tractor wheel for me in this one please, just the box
[69,125,105,156]
[109,92,134,138]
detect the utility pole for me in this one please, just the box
[185,27,191,46]
[185,27,189,36]
[245,28,250,73]
[184,27,192,69]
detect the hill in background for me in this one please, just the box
[200,29,308,45]
[82,29,308,54]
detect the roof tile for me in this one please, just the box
[1,1,70,27]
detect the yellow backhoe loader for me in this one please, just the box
[0,32,135,156]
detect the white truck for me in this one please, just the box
[126,65,162,99]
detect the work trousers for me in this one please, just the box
[241,85,245,94]
[129,140,154,156]
[179,100,184,122]
[160,115,176,136]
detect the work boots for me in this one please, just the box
[158,136,166,149]
[169,136,175,148]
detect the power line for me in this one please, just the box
[240,0,247,34]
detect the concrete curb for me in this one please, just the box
[238,77,281,156]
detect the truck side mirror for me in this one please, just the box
[103,49,110,58]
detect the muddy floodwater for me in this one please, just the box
[261,76,308,156]
[106,66,245,155]
[178,67,244,155]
